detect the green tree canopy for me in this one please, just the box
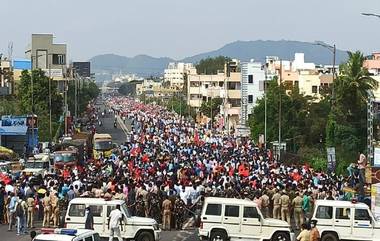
[196,56,231,75]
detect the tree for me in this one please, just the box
[200,98,223,120]
[326,51,378,169]
[18,69,63,141]
[196,56,231,75]
[118,82,137,96]
[68,80,100,115]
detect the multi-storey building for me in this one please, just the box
[240,60,265,125]
[164,62,194,90]
[0,57,14,95]
[187,60,241,130]
[364,53,380,101]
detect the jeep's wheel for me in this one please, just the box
[137,231,154,241]
[210,231,227,241]
[271,232,290,241]
[321,233,338,241]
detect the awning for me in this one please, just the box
[0,126,28,135]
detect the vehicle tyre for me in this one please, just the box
[137,231,154,241]
[321,233,338,241]
[210,231,227,241]
[271,232,290,241]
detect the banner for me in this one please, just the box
[327,147,336,172]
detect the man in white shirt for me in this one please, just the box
[108,205,123,241]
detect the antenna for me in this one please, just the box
[8,42,13,62]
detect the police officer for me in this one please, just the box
[261,191,270,218]
[42,192,51,227]
[51,193,59,227]
[26,194,35,228]
[135,195,145,217]
[280,190,290,224]
[162,196,172,231]
[174,196,186,230]
[292,192,304,230]
[148,192,160,223]
[272,189,281,219]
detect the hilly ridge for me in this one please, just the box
[90,40,349,77]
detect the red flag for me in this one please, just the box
[194,131,199,145]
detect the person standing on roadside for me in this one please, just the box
[309,220,320,241]
[27,194,35,228]
[108,204,123,241]
[162,195,172,231]
[85,207,94,230]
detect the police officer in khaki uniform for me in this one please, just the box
[272,189,281,219]
[162,196,172,231]
[280,190,290,224]
[51,193,59,227]
[292,192,304,230]
[26,194,35,228]
[42,192,51,227]
[260,191,270,218]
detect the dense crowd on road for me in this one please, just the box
[0,96,368,236]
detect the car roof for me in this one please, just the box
[34,229,96,241]
[204,197,258,206]
[315,200,368,209]
[69,198,125,205]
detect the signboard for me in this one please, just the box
[0,116,28,135]
[43,69,63,78]
[327,147,336,172]
[374,147,380,167]
[1,116,26,127]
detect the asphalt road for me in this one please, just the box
[95,104,130,145]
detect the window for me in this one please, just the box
[243,207,259,219]
[312,86,318,94]
[259,81,265,91]
[336,208,351,220]
[248,95,253,104]
[225,205,239,217]
[355,209,371,221]
[89,205,103,217]
[248,75,253,84]
[52,54,66,65]
[84,237,93,241]
[205,204,222,216]
[316,206,333,219]
[68,204,85,217]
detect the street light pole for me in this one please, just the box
[314,41,336,102]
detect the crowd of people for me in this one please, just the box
[0,96,366,236]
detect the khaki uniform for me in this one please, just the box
[42,196,51,227]
[162,199,172,230]
[51,196,59,227]
[272,192,281,219]
[292,196,304,229]
[280,194,290,224]
[260,194,270,218]
[26,197,35,228]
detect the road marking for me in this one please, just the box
[116,116,129,137]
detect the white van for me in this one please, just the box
[312,200,380,241]
[198,197,294,241]
[65,198,160,241]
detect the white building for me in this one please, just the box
[164,62,195,89]
[240,60,266,125]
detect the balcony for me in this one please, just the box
[228,89,241,99]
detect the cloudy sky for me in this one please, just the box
[1,0,379,61]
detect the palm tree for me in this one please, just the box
[335,51,378,115]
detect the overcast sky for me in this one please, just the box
[2,0,380,61]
